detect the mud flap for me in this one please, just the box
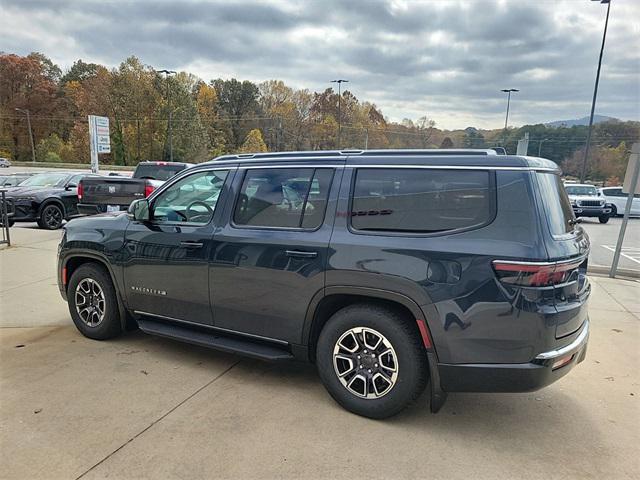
[427,351,447,413]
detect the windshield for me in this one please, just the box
[19,173,68,187]
[134,164,185,181]
[565,185,598,196]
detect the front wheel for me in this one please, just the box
[38,203,64,229]
[610,205,618,217]
[67,263,122,340]
[599,215,610,224]
[316,304,428,419]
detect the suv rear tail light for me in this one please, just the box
[144,183,155,198]
[492,258,584,287]
[77,181,83,200]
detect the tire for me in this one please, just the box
[610,205,618,217]
[67,263,122,340]
[316,304,428,419]
[37,203,64,230]
[599,215,610,224]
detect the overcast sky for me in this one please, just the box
[2,0,639,129]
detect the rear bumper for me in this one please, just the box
[438,319,589,392]
[77,203,126,216]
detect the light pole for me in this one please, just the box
[580,0,612,183]
[538,138,550,157]
[331,79,349,149]
[501,88,519,130]
[159,69,177,161]
[14,108,36,163]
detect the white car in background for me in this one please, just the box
[599,187,640,217]
[0,157,11,168]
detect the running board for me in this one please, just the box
[137,317,294,362]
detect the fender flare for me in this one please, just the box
[302,285,447,413]
[38,198,66,219]
[61,251,128,331]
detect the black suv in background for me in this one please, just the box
[3,171,100,229]
[57,150,590,418]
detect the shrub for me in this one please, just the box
[44,151,62,163]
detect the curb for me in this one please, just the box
[588,264,640,280]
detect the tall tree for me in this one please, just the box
[60,59,99,84]
[239,128,267,153]
[0,53,60,161]
[212,78,260,148]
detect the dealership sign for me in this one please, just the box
[88,115,111,173]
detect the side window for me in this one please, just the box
[233,168,333,229]
[351,168,493,233]
[153,170,229,224]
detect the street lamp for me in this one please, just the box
[500,88,519,130]
[580,0,612,183]
[331,79,349,149]
[538,138,550,157]
[158,69,177,161]
[14,108,36,163]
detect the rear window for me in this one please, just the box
[350,168,493,233]
[537,173,576,236]
[134,164,185,181]
[233,168,333,229]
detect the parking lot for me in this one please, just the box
[1,224,638,479]
[579,217,640,273]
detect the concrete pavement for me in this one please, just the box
[1,226,639,479]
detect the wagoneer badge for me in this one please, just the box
[130,286,167,296]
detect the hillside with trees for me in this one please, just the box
[1,53,637,183]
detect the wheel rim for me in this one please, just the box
[333,327,399,399]
[75,278,106,327]
[44,206,62,228]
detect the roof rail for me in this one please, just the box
[210,148,500,163]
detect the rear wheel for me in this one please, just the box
[68,264,122,340]
[599,214,610,224]
[38,203,64,229]
[316,304,428,419]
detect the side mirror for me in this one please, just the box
[128,199,150,221]
[65,184,77,190]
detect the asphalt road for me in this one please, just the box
[580,217,640,272]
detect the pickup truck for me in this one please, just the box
[77,161,192,215]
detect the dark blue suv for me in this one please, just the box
[58,150,590,418]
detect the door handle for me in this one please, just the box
[180,241,204,249]
[285,250,318,258]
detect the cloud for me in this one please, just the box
[2,0,638,129]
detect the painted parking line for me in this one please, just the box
[602,245,640,265]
